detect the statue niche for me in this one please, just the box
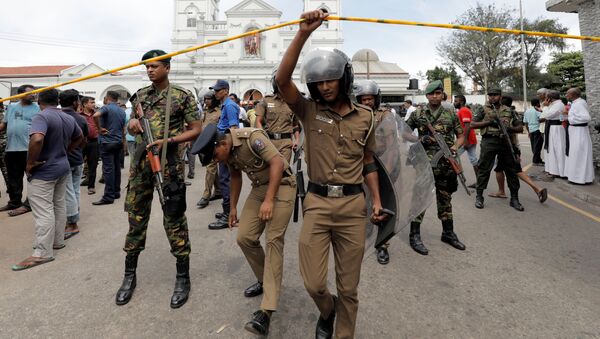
[243,29,261,58]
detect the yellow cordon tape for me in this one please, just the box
[2,15,598,103]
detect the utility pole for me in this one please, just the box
[366,50,371,79]
[520,0,528,110]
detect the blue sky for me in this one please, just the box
[0,0,582,78]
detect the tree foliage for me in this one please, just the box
[425,66,464,94]
[547,51,585,93]
[437,3,569,96]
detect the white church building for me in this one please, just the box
[0,0,414,105]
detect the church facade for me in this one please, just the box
[171,0,344,101]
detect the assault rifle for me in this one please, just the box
[137,105,165,206]
[494,116,518,163]
[426,123,471,196]
[292,146,305,222]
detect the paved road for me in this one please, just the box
[1,135,599,338]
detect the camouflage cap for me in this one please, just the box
[487,87,502,95]
[141,49,171,64]
[425,80,443,95]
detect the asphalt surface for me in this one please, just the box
[1,134,599,338]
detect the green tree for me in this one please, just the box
[425,66,464,94]
[547,51,585,93]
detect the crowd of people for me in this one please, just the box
[1,9,598,339]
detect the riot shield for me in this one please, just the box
[364,113,435,252]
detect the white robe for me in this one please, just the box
[565,98,595,184]
[540,100,566,177]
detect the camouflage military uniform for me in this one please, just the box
[255,94,299,163]
[201,106,221,200]
[474,104,521,195]
[406,104,463,223]
[0,110,8,187]
[124,84,200,258]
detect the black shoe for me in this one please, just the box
[208,218,229,230]
[244,310,270,335]
[475,194,484,209]
[99,177,105,184]
[92,199,113,206]
[210,194,223,201]
[510,198,525,211]
[409,222,428,255]
[196,198,209,209]
[244,281,263,297]
[315,295,337,339]
[187,172,194,179]
[80,180,89,186]
[214,212,227,219]
[170,257,191,309]
[116,254,138,305]
[376,246,389,265]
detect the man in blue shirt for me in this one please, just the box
[523,98,544,165]
[0,84,40,216]
[208,79,239,230]
[92,91,126,205]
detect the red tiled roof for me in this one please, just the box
[0,65,74,77]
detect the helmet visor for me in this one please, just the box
[301,49,347,84]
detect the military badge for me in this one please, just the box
[252,139,265,152]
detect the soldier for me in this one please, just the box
[405,80,466,256]
[115,49,202,308]
[275,10,388,339]
[196,90,222,209]
[255,68,300,163]
[193,123,295,336]
[470,88,524,211]
[354,79,392,265]
[0,101,8,189]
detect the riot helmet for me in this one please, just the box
[203,90,218,109]
[301,49,354,102]
[353,80,381,109]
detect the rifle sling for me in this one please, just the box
[160,85,172,178]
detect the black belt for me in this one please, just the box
[544,120,563,152]
[267,132,292,140]
[307,182,363,198]
[565,123,588,156]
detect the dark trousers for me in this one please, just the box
[530,130,544,164]
[83,139,99,188]
[218,162,230,214]
[5,151,30,209]
[476,137,520,197]
[100,143,122,201]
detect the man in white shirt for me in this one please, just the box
[564,88,594,184]
[403,100,416,121]
[539,90,566,177]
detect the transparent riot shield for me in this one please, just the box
[364,113,435,253]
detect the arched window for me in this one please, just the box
[185,4,199,28]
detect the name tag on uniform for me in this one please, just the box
[315,114,333,124]
[267,103,276,108]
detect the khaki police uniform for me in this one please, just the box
[230,128,296,311]
[289,96,375,339]
[255,94,299,163]
[201,107,222,200]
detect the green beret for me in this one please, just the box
[487,87,502,95]
[141,49,171,64]
[425,80,443,95]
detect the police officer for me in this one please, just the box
[354,79,392,265]
[406,80,466,255]
[255,68,300,163]
[116,50,202,308]
[470,88,524,211]
[196,90,222,209]
[193,123,295,336]
[275,10,387,339]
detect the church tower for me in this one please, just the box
[303,0,343,50]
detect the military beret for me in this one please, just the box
[141,49,171,64]
[191,123,219,166]
[425,80,443,95]
[487,87,502,95]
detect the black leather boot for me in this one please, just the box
[115,254,138,305]
[409,222,428,255]
[475,190,484,209]
[170,257,191,309]
[441,220,466,250]
[315,295,337,339]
